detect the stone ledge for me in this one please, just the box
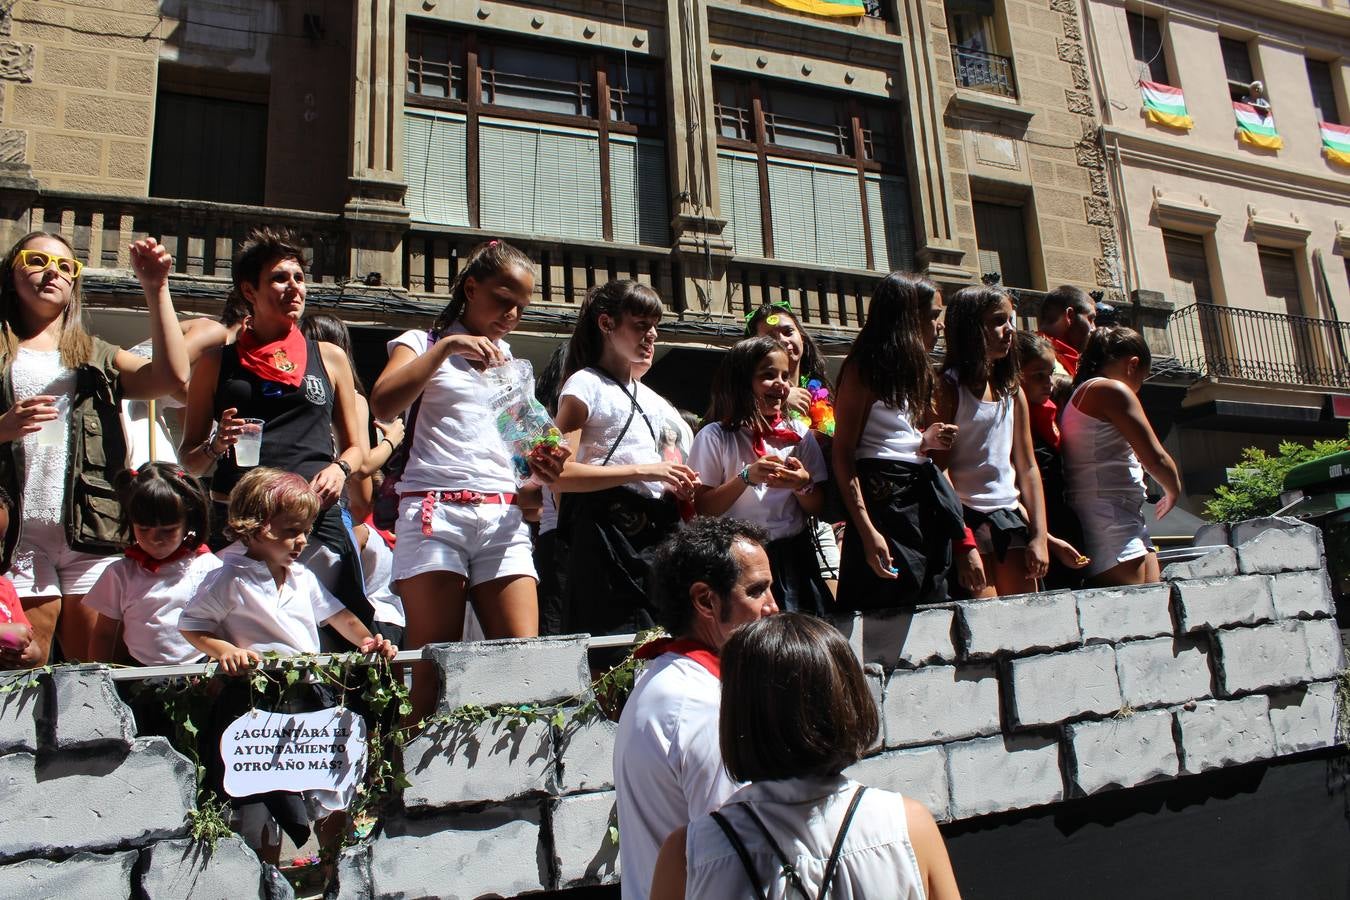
[1075,583,1173,644]
[958,591,1079,658]
[834,607,957,669]
[430,636,591,713]
[1174,575,1275,632]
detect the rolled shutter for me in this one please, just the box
[866,173,915,272]
[611,135,669,246]
[1162,231,1212,306]
[403,110,469,226]
[479,117,602,240]
[767,158,817,264]
[717,151,763,257]
[812,164,867,270]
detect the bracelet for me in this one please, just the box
[794,482,816,496]
[201,437,223,460]
[738,464,753,486]
[379,437,395,451]
[335,459,353,479]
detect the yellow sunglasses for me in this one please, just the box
[17,249,83,280]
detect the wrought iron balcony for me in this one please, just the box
[951,44,1017,100]
[1170,302,1350,389]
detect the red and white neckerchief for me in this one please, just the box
[125,542,211,575]
[751,415,802,458]
[634,637,721,679]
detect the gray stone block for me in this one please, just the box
[1174,575,1274,632]
[1235,519,1323,575]
[430,635,590,713]
[1270,569,1336,620]
[1067,709,1179,796]
[958,590,1079,658]
[1075,583,1173,644]
[883,665,1000,748]
[332,843,371,900]
[550,790,620,888]
[845,745,950,822]
[1214,622,1311,696]
[1192,523,1231,547]
[1230,516,1316,549]
[1161,546,1238,581]
[947,734,1064,819]
[0,849,137,899]
[1176,695,1276,774]
[0,672,41,752]
[261,864,295,900]
[1009,645,1122,728]
[1115,636,1213,709]
[0,737,192,862]
[139,837,263,900]
[47,664,134,749]
[1302,617,1345,681]
[864,664,885,750]
[557,717,617,794]
[402,719,554,810]
[1268,681,1341,756]
[834,607,957,669]
[370,804,548,899]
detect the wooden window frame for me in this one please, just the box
[715,73,907,266]
[404,25,665,238]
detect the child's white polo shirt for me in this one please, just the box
[84,552,222,665]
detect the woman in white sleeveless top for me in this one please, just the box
[651,614,961,900]
[931,286,1048,597]
[1061,327,1182,586]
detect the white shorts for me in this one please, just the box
[1075,494,1152,578]
[813,518,840,580]
[392,494,537,588]
[9,519,118,599]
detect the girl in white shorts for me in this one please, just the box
[369,240,563,717]
[1062,326,1182,586]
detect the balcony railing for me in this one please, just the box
[1170,302,1350,389]
[951,45,1017,99]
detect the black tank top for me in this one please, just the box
[211,336,336,495]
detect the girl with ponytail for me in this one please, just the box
[1061,326,1181,586]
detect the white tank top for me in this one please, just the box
[856,401,925,464]
[685,778,925,900]
[945,371,1019,512]
[1061,378,1146,502]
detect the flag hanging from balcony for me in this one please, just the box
[1233,101,1283,150]
[1320,121,1350,167]
[765,0,866,17]
[1139,81,1192,130]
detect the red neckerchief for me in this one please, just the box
[1040,333,1080,379]
[634,637,721,679]
[751,415,802,458]
[363,513,396,550]
[1028,396,1061,451]
[125,542,211,574]
[236,325,307,388]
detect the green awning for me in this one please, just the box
[1284,449,1350,491]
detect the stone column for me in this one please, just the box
[345,0,410,288]
[663,0,735,319]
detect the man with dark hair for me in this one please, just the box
[1037,284,1097,379]
[613,517,778,900]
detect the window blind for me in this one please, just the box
[973,201,1031,287]
[610,135,669,246]
[767,157,868,268]
[717,151,763,257]
[403,110,470,227]
[1162,231,1212,306]
[478,117,603,240]
[865,174,915,272]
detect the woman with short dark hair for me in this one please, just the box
[651,613,961,900]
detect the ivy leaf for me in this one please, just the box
[608,825,620,846]
[285,669,300,687]
[550,711,566,729]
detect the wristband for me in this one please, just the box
[738,464,753,486]
[201,437,223,460]
[794,482,815,496]
[335,459,353,479]
[379,437,395,451]
[954,526,978,554]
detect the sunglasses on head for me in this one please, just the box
[17,249,83,280]
[743,299,793,327]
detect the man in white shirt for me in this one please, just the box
[614,517,779,900]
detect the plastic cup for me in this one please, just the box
[34,395,70,448]
[234,418,265,467]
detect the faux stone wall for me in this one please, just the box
[0,516,1342,898]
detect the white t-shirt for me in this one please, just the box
[559,368,690,500]
[359,526,405,628]
[614,652,740,900]
[12,348,75,524]
[388,326,517,495]
[687,420,826,541]
[83,552,222,665]
[179,554,345,656]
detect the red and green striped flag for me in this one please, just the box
[1233,101,1283,150]
[1139,81,1192,130]
[1320,121,1350,167]
[766,0,866,16]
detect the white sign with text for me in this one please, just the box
[220,706,367,800]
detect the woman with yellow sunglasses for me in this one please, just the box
[0,231,189,665]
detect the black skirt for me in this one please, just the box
[836,458,966,610]
[558,487,680,637]
[765,527,833,617]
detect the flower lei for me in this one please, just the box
[794,375,835,436]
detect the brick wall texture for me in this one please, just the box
[0,516,1342,897]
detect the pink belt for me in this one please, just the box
[402,490,518,536]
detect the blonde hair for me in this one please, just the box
[0,231,93,368]
[226,468,321,541]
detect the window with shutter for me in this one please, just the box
[717,151,763,258]
[812,165,867,270]
[150,91,266,205]
[403,110,469,227]
[767,159,819,265]
[866,174,915,272]
[478,118,602,240]
[1162,231,1213,306]
[611,136,669,246]
[973,201,1032,287]
[1307,59,1341,126]
[1126,12,1169,86]
[1259,247,1304,317]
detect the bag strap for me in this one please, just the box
[739,806,812,900]
[710,810,769,900]
[590,367,651,466]
[735,786,868,900]
[819,786,867,900]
